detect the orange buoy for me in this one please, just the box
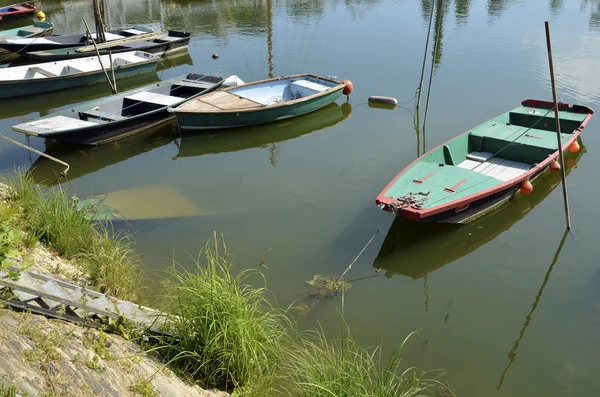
[342,79,353,96]
[520,180,533,195]
[569,140,580,153]
[549,160,561,173]
[341,102,352,119]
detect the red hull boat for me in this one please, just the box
[0,2,36,22]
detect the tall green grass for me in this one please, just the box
[3,171,143,301]
[159,233,290,393]
[157,234,455,396]
[280,325,453,397]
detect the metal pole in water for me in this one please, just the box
[544,21,571,230]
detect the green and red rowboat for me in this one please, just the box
[0,2,36,22]
[375,99,594,224]
[170,73,349,131]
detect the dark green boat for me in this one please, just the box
[170,73,348,131]
[376,99,594,224]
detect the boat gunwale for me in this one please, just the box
[172,73,345,114]
[375,99,595,221]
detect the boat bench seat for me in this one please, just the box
[289,80,329,97]
[26,66,57,78]
[508,106,585,133]
[17,27,44,37]
[79,108,126,122]
[172,80,214,90]
[468,123,557,163]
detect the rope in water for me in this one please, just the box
[339,213,393,280]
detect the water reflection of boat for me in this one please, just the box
[174,101,351,159]
[373,143,586,279]
[27,120,177,186]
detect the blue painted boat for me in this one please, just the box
[0,50,160,100]
[170,74,347,131]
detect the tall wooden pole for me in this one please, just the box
[544,21,571,230]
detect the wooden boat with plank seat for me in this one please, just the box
[12,73,225,145]
[0,50,160,100]
[22,30,191,62]
[0,25,155,54]
[374,139,586,279]
[0,2,36,21]
[375,99,594,224]
[170,73,348,131]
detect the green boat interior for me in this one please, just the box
[382,104,589,208]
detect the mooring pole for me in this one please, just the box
[544,21,571,230]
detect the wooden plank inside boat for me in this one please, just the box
[177,91,263,112]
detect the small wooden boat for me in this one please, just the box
[12,73,224,145]
[0,50,160,100]
[374,141,586,280]
[0,20,53,58]
[170,74,347,131]
[0,25,154,54]
[375,99,594,224]
[0,2,36,21]
[0,20,53,41]
[23,30,191,62]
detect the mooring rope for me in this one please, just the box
[340,212,393,280]
[422,0,444,138]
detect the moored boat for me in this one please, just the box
[0,20,53,41]
[23,30,191,62]
[0,25,154,54]
[12,73,225,145]
[0,50,160,100]
[0,2,36,21]
[375,99,594,224]
[373,140,586,279]
[0,20,53,59]
[170,73,349,131]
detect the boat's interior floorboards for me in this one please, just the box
[457,152,530,182]
[177,91,262,112]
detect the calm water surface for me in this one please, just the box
[2,0,600,395]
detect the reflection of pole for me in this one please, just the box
[496,229,569,390]
[423,274,429,312]
[545,21,572,230]
[416,0,435,113]
[266,0,274,79]
[422,0,443,153]
[266,0,277,165]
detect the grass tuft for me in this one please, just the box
[3,170,143,301]
[158,232,290,392]
[280,325,454,397]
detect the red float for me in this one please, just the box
[520,180,533,195]
[342,79,353,96]
[549,160,561,173]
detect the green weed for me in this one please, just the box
[159,233,290,392]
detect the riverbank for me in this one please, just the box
[0,181,227,397]
[0,176,454,396]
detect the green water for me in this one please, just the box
[2,0,600,395]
